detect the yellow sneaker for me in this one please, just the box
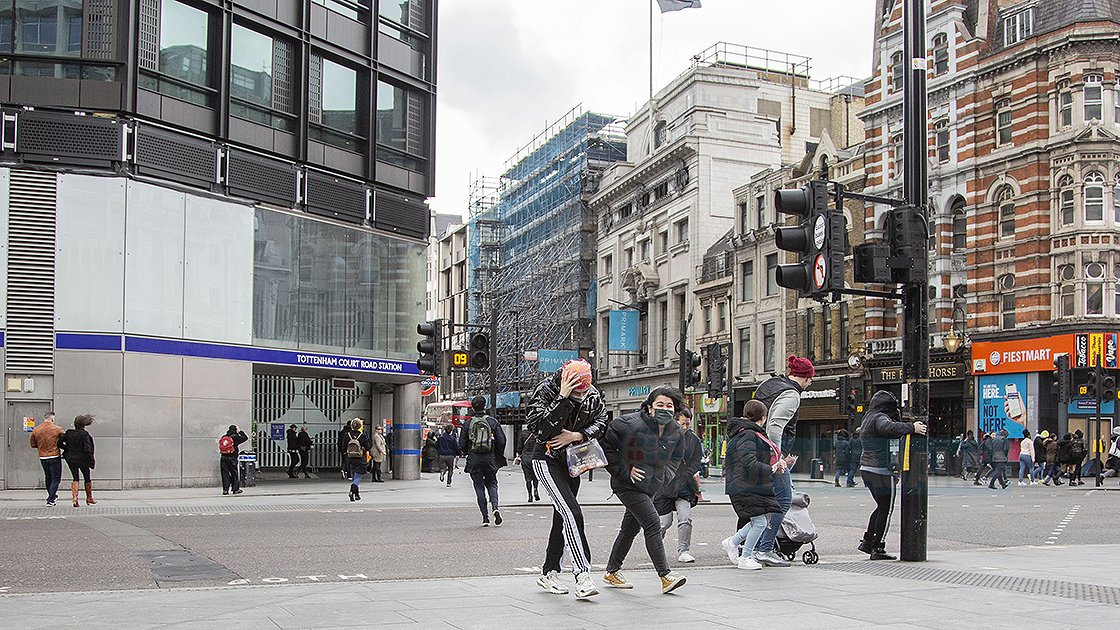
[660,571,686,594]
[602,572,633,589]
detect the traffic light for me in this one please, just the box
[852,206,927,285]
[416,321,443,375]
[1101,369,1116,401]
[468,332,490,369]
[1052,355,1071,404]
[774,180,845,298]
[705,343,726,398]
[838,375,857,417]
[684,349,703,389]
[1085,368,1100,400]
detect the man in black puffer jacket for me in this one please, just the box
[857,390,926,560]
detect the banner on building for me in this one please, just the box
[539,349,579,373]
[608,309,639,352]
[1106,334,1118,369]
[1090,334,1104,367]
[977,374,1027,438]
[1074,334,1089,368]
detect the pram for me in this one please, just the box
[775,490,819,565]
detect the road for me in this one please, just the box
[1,473,1116,595]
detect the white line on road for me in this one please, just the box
[1045,505,1080,546]
[0,587,8,593]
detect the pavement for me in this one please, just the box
[2,543,1117,629]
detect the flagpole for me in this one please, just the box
[649,0,655,157]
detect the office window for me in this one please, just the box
[717,301,727,332]
[376,79,426,170]
[997,187,1015,238]
[756,194,766,228]
[839,301,849,358]
[1058,176,1075,226]
[1060,283,1075,318]
[741,261,754,301]
[935,119,950,163]
[1087,282,1104,316]
[805,309,815,362]
[313,0,368,21]
[676,293,687,339]
[1116,87,1120,126]
[138,0,215,106]
[762,323,776,373]
[765,253,778,296]
[889,51,904,93]
[624,246,634,268]
[308,55,364,153]
[738,327,751,373]
[379,0,425,32]
[932,33,949,75]
[676,218,689,244]
[738,201,749,234]
[1001,292,1016,329]
[1085,172,1105,222]
[889,130,903,180]
[996,100,1013,146]
[230,24,295,131]
[1115,283,1120,318]
[1058,90,1072,128]
[1003,8,1033,47]
[659,299,669,360]
[601,254,612,278]
[1084,74,1103,122]
[703,305,712,334]
[4,0,82,56]
[822,305,833,361]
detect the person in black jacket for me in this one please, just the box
[296,426,312,478]
[436,424,460,487]
[220,424,249,495]
[720,400,783,571]
[526,359,608,600]
[987,428,1010,490]
[848,428,863,487]
[1070,430,1087,486]
[459,396,507,526]
[338,418,372,501]
[656,407,703,563]
[513,432,541,502]
[857,390,926,560]
[601,387,687,594]
[833,429,851,488]
[286,424,300,478]
[960,430,980,480]
[59,414,97,507]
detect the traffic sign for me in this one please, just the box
[813,254,827,289]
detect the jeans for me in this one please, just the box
[439,455,455,484]
[732,514,772,559]
[862,470,895,547]
[220,455,240,493]
[657,497,693,554]
[40,457,62,502]
[1018,455,1034,482]
[349,460,364,486]
[754,471,791,553]
[606,489,671,577]
[471,465,499,517]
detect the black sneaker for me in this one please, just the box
[858,540,875,555]
[233,489,243,495]
[47,500,56,507]
[870,549,896,561]
[481,518,490,527]
[493,510,503,526]
[223,491,229,495]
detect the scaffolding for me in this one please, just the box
[466,107,626,411]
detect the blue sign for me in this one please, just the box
[978,374,1027,438]
[609,309,639,352]
[496,392,522,408]
[539,349,579,373]
[270,423,285,441]
[628,385,651,398]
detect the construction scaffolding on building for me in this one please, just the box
[466,107,626,416]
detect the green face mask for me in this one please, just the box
[653,408,675,426]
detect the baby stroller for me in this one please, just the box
[775,491,819,564]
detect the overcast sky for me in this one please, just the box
[432,0,877,220]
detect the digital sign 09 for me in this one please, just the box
[451,350,469,368]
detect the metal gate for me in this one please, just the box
[251,374,371,469]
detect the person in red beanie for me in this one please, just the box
[745,355,814,567]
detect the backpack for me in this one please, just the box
[469,417,493,454]
[218,435,235,455]
[345,432,365,459]
[1071,439,1086,459]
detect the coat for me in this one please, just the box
[988,434,1009,463]
[338,429,372,473]
[60,427,95,468]
[1045,438,1059,464]
[525,372,609,461]
[459,414,507,473]
[297,430,312,451]
[602,409,685,496]
[371,431,387,463]
[723,416,780,519]
[960,438,980,468]
[858,391,916,471]
[29,421,64,458]
[654,429,703,503]
[834,434,852,467]
[286,428,299,451]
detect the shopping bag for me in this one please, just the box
[565,438,608,477]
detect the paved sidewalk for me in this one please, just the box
[2,544,1115,629]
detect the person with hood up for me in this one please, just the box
[526,359,609,599]
[720,399,783,571]
[857,390,926,560]
[1043,432,1062,485]
[601,386,688,594]
[987,428,1010,490]
[833,429,852,488]
[1069,430,1088,486]
[219,424,249,495]
[959,430,980,481]
[1057,432,1074,484]
[459,396,507,526]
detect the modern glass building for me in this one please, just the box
[0,0,436,488]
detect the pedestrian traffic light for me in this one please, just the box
[1052,355,1070,404]
[468,332,490,369]
[887,206,926,284]
[838,375,857,416]
[684,349,703,389]
[774,180,845,298]
[416,321,443,375]
[705,343,726,398]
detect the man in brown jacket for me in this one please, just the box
[29,412,64,506]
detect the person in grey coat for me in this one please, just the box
[988,428,1010,490]
[959,430,980,480]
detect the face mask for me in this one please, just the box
[653,409,675,426]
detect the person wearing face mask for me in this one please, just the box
[526,359,609,600]
[600,387,688,594]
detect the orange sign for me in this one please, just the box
[971,335,1076,374]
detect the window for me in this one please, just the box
[703,305,712,334]
[1114,176,1120,223]
[1003,8,1033,47]
[138,0,215,106]
[952,204,967,250]
[638,311,648,364]
[1058,175,1075,225]
[889,130,903,180]
[932,33,949,75]
[756,194,766,228]
[654,120,668,149]
[1115,282,1120,318]
[2,0,82,56]
[738,201,749,234]
[676,293,687,338]
[1001,292,1016,329]
[1084,74,1103,122]
[230,25,295,131]
[805,308,815,362]
[762,323,776,373]
[889,51,904,93]
[717,301,727,332]
[309,55,364,152]
[675,218,689,244]
[823,305,833,361]
[659,299,669,360]
[997,187,1015,238]
[741,261,754,301]
[996,100,1013,146]
[654,181,669,199]
[315,0,369,21]
[378,0,424,31]
[658,231,669,256]
[765,253,778,296]
[935,119,950,163]
[601,254,612,278]
[1116,87,1120,126]
[639,239,650,262]
[1058,90,1072,128]
[1087,282,1104,316]
[1060,283,1075,318]
[624,246,633,268]
[739,327,751,373]
[839,301,849,358]
[618,203,633,220]
[1085,172,1105,222]
[376,79,426,169]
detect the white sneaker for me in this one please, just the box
[737,556,763,570]
[720,537,740,564]
[536,571,569,595]
[574,571,599,599]
[678,551,696,563]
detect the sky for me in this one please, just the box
[431,0,878,220]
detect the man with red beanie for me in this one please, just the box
[747,355,814,567]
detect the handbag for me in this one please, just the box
[565,438,608,478]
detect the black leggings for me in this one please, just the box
[68,462,91,483]
[862,470,895,547]
[522,464,538,498]
[533,457,591,576]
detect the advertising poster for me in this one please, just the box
[978,374,1027,438]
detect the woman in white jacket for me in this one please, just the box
[1018,429,1035,486]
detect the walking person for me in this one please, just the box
[1056,432,1074,485]
[857,390,927,560]
[527,359,608,599]
[459,396,507,527]
[974,431,993,485]
[513,432,540,502]
[218,425,248,495]
[297,426,312,478]
[370,425,387,482]
[286,424,300,478]
[59,414,97,507]
[1018,429,1035,485]
[338,418,372,501]
[1070,430,1087,486]
[436,424,460,487]
[833,429,852,488]
[601,387,688,594]
[28,411,64,507]
[1043,432,1062,485]
[750,355,814,567]
[1032,430,1049,480]
[721,399,783,571]
[960,430,980,481]
[988,428,1010,490]
[656,407,703,564]
[848,428,862,487]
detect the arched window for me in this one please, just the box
[654,120,668,149]
[951,198,967,250]
[997,186,1015,238]
[1085,171,1105,222]
[1058,174,1075,226]
[932,33,949,75]
[935,119,950,162]
[890,52,904,93]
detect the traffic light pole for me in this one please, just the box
[489,308,498,414]
[899,0,930,562]
[678,316,690,393]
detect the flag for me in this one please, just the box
[657,0,702,12]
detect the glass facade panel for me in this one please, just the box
[376,80,427,171]
[310,57,362,152]
[253,208,424,359]
[378,0,423,32]
[159,0,209,87]
[230,24,294,131]
[7,0,82,56]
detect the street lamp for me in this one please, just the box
[941,304,968,353]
